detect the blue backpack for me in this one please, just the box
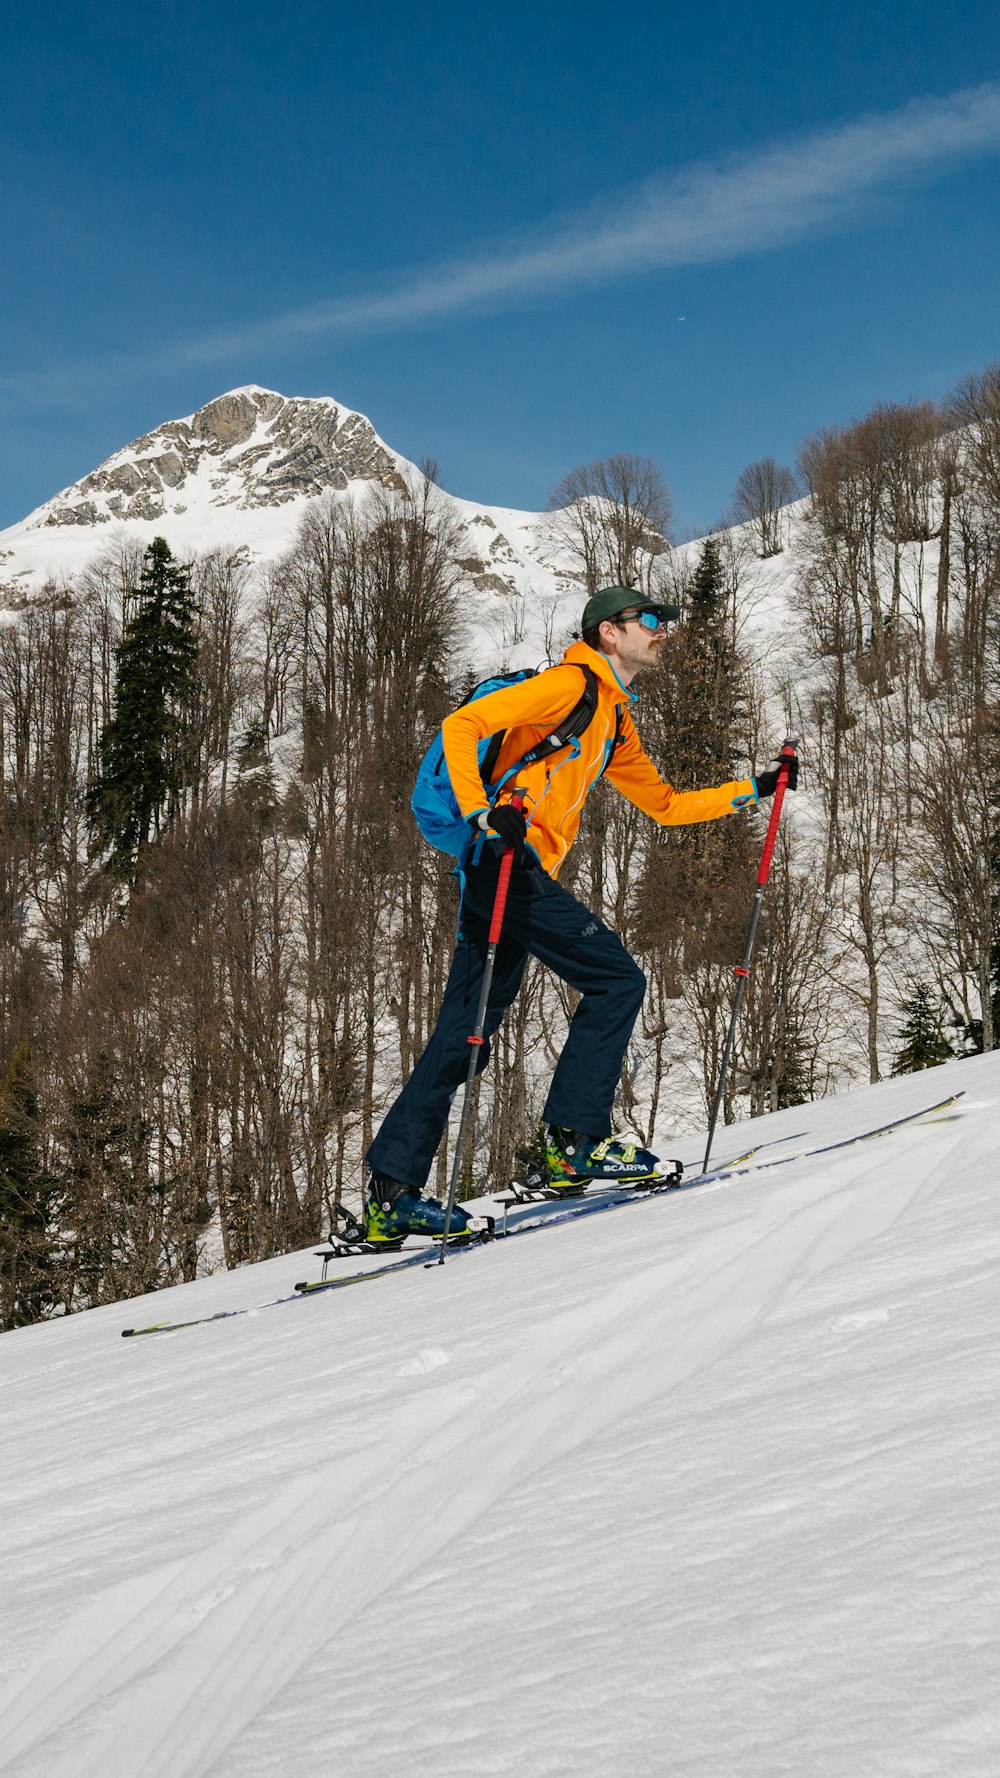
[412,663,613,855]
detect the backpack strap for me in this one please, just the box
[471,670,537,785]
[482,664,600,790]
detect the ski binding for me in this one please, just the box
[314,1203,404,1264]
[307,1202,497,1277]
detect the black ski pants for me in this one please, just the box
[367,846,646,1192]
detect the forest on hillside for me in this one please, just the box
[1,367,998,1329]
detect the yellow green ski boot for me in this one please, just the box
[363,1169,477,1245]
[545,1124,664,1188]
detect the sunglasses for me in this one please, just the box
[615,610,668,632]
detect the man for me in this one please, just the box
[364,585,797,1243]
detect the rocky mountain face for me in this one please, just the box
[37,388,408,530]
[0,386,578,605]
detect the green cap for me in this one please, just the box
[581,585,681,634]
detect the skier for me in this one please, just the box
[363,585,798,1243]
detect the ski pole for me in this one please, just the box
[438,789,527,1262]
[702,737,799,1174]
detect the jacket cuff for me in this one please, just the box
[731,779,759,809]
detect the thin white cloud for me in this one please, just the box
[8,83,1000,403]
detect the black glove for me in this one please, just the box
[483,803,528,850]
[754,753,799,799]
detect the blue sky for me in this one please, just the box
[2,0,1000,535]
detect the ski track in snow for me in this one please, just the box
[1,1059,998,1776]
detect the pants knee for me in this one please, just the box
[624,962,646,1013]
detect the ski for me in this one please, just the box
[121,1090,963,1336]
[119,1231,498,1333]
[290,1089,965,1293]
[718,1089,965,1182]
[121,1298,300,1338]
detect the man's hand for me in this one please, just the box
[753,753,799,799]
[477,804,528,850]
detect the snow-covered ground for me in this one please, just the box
[2,1052,998,1777]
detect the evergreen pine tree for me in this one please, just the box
[687,535,726,627]
[87,536,199,881]
[664,537,743,783]
[770,1026,811,1108]
[235,718,277,824]
[61,1051,146,1308]
[636,534,754,955]
[0,1042,59,1328]
[892,984,954,1074]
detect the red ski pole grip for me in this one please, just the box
[755,740,797,887]
[487,789,526,945]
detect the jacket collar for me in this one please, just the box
[563,639,639,704]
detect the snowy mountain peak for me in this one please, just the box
[30,388,408,535]
[0,387,587,608]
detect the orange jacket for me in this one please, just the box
[441,640,757,878]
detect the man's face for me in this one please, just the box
[605,608,667,674]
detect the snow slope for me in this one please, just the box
[1,1052,998,1778]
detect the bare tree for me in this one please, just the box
[947,363,1000,509]
[799,424,876,662]
[547,455,673,596]
[833,694,906,1081]
[916,693,998,1052]
[934,431,961,668]
[739,834,842,1111]
[732,457,798,557]
[254,561,300,736]
[188,548,257,803]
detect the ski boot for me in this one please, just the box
[363,1169,488,1246]
[545,1124,679,1190]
